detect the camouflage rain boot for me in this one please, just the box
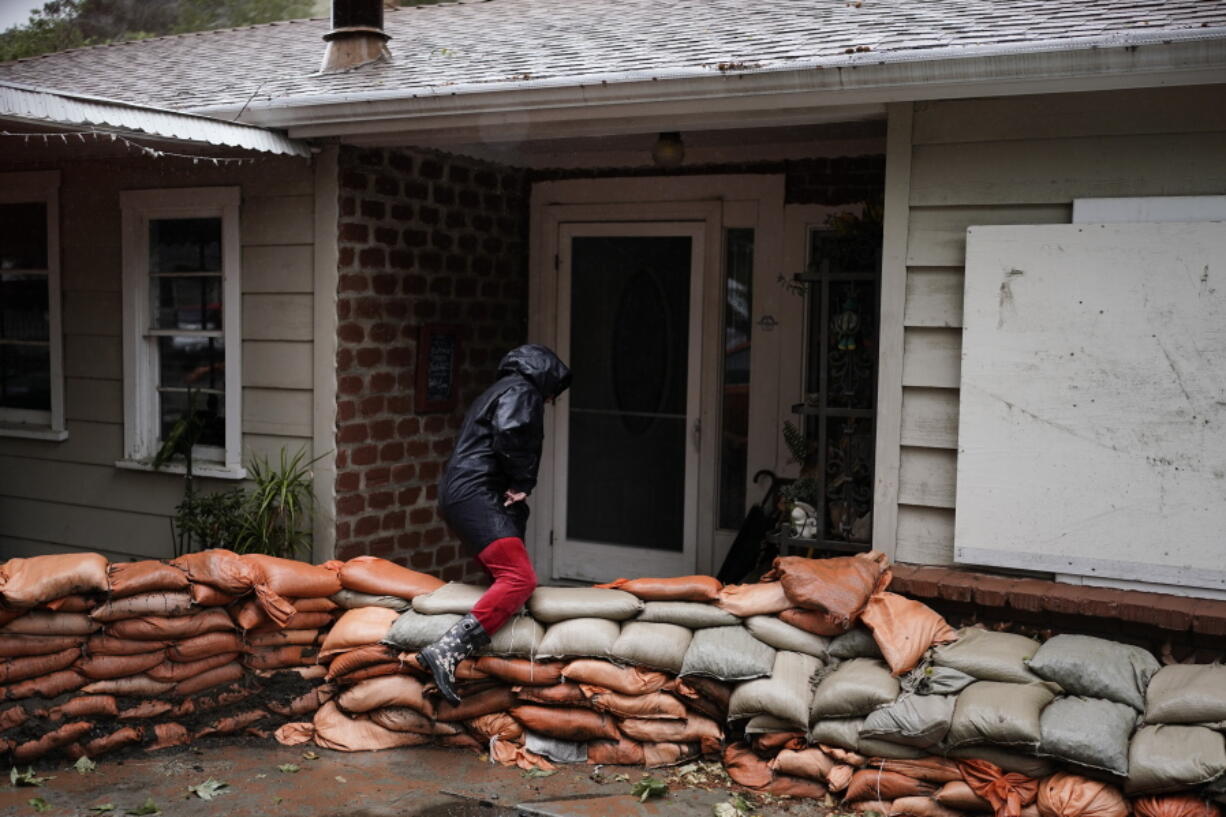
[418,613,490,706]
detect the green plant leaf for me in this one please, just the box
[631,776,668,802]
[522,768,556,779]
[125,797,159,816]
[28,797,51,813]
[277,764,299,774]
[74,756,97,774]
[187,778,228,801]
[10,767,52,787]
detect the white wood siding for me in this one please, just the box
[894,83,1226,565]
[0,157,318,561]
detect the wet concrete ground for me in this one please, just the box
[0,739,816,817]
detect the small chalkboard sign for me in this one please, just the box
[415,324,461,413]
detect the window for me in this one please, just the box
[0,171,65,441]
[119,188,243,478]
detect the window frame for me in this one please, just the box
[0,170,65,441]
[118,187,244,478]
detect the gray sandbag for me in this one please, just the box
[528,587,643,623]
[1144,664,1226,725]
[932,628,1048,685]
[828,627,882,659]
[860,693,955,749]
[809,658,899,720]
[1028,634,1159,711]
[902,664,978,696]
[382,611,461,651]
[946,680,1055,751]
[745,615,830,658]
[412,583,488,615]
[478,615,544,658]
[1126,724,1226,794]
[1204,771,1226,805]
[858,737,927,759]
[330,589,411,612]
[745,714,795,734]
[608,621,692,673]
[680,625,775,681]
[1039,695,1136,777]
[536,617,621,659]
[728,651,821,729]
[947,745,1056,777]
[525,732,588,764]
[637,601,740,629]
[808,717,863,751]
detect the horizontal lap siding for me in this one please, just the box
[0,157,316,561]
[895,84,1226,566]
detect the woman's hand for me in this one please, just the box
[504,490,528,507]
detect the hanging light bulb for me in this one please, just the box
[651,131,685,168]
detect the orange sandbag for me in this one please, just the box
[766,551,891,626]
[319,606,399,658]
[643,742,700,768]
[893,797,966,817]
[958,759,1039,817]
[12,721,92,762]
[860,592,958,675]
[245,554,343,598]
[48,695,118,720]
[75,650,164,681]
[472,656,563,686]
[2,610,98,636]
[436,685,519,722]
[148,722,190,751]
[467,712,523,743]
[43,594,94,612]
[173,661,244,696]
[582,686,688,720]
[1036,774,1128,817]
[0,608,21,628]
[870,758,965,784]
[587,737,645,765]
[251,610,333,632]
[117,700,174,720]
[823,745,869,766]
[108,560,189,598]
[5,669,85,699]
[853,801,895,815]
[83,726,143,757]
[331,662,401,684]
[0,647,80,682]
[292,597,337,613]
[367,708,459,735]
[267,685,335,718]
[312,700,431,751]
[937,781,993,811]
[0,552,109,607]
[595,575,722,602]
[90,591,194,622]
[244,645,318,670]
[755,731,805,753]
[249,628,320,648]
[771,747,835,782]
[190,583,238,606]
[147,652,239,683]
[196,708,268,738]
[326,644,396,679]
[779,606,852,636]
[106,608,233,640]
[515,682,588,705]
[232,598,269,630]
[0,634,80,658]
[171,548,258,595]
[768,774,829,799]
[1134,798,1222,817]
[671,675,732,718]
[619,713,722,746]
[561,659,668,695]
[168,630,243,662]
[723,742,774,789]
[86,635,170,655]
[845,769,936,803]
[510,705,621,741]
[717,580,791,616]
[337,674,433,716]
[440,732,483,751]
[275,721,316,746]
[82,673,173,697]
[490,740,556,771]
[338,556,444,599]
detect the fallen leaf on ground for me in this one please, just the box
[335,775,347,783]
[28,797,51,813]
[302,751,319,760]
[631,776,668,802]
[10,767,53,787]
[88,806,115,813]
[187,778,229,801]
[523,768,556,779]
[75,756,98,775]
[278,764,300,774]
[125,799,159,816]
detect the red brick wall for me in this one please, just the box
[333,146,529,580]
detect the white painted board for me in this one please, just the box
[956,222,1226,592]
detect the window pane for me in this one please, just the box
[0,343,50,411]
[0,203,48,270]
[0,273,50,341]
[158,335,224,391]
[719,228,754,529]
[152,275,222,330]
[149,218,221,273]
[159,389,225,449]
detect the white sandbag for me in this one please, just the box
[536,617,621,659]
[608,621,692,673]
[808,717,863,751]
[932,628,1047,685]
[528,587,643,623]
[809,658,900,719]
[411,583,488,615]
[679,625,775,681]
[381,611,461,651]
[827,627,882,659]
[478,615,544,658]
[329,589,411,612]
[1027,634,1159,712]
[1144,664,1226,725]
[860,693,955,750]
[745,615,830,658]
[946,680,1055,751]
[1126,724,1226,794]
[637,601,740,629]
[728,651,820,729]
[1038,695,1136,777]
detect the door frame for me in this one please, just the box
[528,175,785,581]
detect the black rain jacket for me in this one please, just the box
[438,344,571,556]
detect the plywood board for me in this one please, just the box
[957,222,1226,590]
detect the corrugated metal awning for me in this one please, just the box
[0,80,309,158]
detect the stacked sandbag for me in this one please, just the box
[1128,663,1226,797]
[233,554,343,679]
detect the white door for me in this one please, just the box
[551,222,705,582]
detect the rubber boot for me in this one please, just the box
[419,613,490,706]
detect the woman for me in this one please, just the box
[419,344,571,704]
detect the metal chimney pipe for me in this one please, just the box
[320,0,390,74]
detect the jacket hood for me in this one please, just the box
[498,344,571,398]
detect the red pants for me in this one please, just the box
[470,537,538,634]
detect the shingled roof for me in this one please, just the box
[0,0,1223,118]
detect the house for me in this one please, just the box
[1,0,1224,609]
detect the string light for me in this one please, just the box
[0,128,272,165]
